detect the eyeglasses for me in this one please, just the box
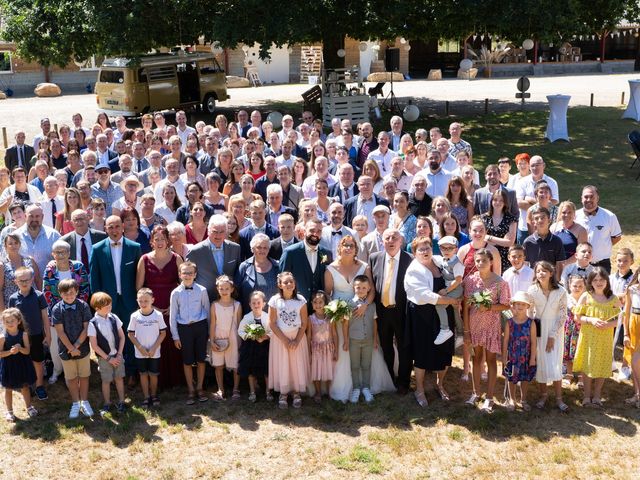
[439,245,456,251]
[416,248,431,254]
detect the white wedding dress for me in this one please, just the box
[327,264,395,402]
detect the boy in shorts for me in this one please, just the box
[51,279,93,419]
[88,292,126,416]
[169,261,210,404]
[8,266,50,400]
[128,288,167,407]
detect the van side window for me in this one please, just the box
[147,66,176,82]
[99,70,124,83]
[138,68,147,83]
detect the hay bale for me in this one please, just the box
[0,92,6,100]
[427,69,442,80]
[366,71,404,82]
[226,76,251,88]
[457,68,478,79]
[34,83,62,97]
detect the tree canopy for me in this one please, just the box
[0,0,638,68]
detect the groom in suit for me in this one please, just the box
[369,228,413,394]
[90,215,142,375]
[186,214,242,302]
[279,218,331,303]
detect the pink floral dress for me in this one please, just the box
[463,272,511,353]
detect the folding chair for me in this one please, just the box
[628,130,640,180]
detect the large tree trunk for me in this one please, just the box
[322,34,345,70]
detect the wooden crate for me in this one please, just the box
[300,46,322,82]
[322,95,369,127]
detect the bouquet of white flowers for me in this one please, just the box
[323,299,352,324]
[469,290,493,309]
[244,323,266,340]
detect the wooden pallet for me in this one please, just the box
[300,46,322,82]
[322,95,369,127]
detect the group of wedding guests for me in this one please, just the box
[1,109,639,422]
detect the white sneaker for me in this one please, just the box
[619,366,632,381]
[434,328,454,345]
[349,389,360,404]
[48,374,58,385]
[362,388,374,403]
[69,402,81,419]
[80,400,94,417]
[455,336,464,349]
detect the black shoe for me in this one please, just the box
[396,386,409,395]
[116,401,127,413]
[35,386,48,400]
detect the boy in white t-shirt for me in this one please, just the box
[127,288,167,408]
[502,245,534,297]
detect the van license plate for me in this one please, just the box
[106,100,119,105]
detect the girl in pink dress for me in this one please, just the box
[210,276,241,401]
[463,248,511,412]
[308,291,337,403]
[268,272,310,409]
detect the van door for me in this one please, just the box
[146,65,180,111]
[177,61,200,104]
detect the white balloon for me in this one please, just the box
[359,42,368,52]
[404,45,411,51]
[459,59,473,71]
[337,49,346,58]
[400,38,407,44]
[210,42,223,55]
[403,104,420,122]
[522,39,534,50]
[266,111,283,130]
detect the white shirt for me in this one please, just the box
[367,148,395,175]
[441,154,457,173]
[40,195,65,228]
[449,166,480,185]
[304,241,318,273]
[502,265,535,298]
[384,172,413,192]
[356,195,376,232]
[404,260,440,305]
[110,238,123,295]
[275,154,296,170]
[154,203,178,224]
[383,251,401,306]
[177,125,196,147]
[74,231,94,262]
[574,206,622,262]
[154,177,187,204]
[301,173,337,199]
[425,169,452,198]
[88,314,123,356]
[515,174,559,230]
[128,309,167,358]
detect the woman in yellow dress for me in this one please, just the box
[573,267,621,407]
[623,270,640,408]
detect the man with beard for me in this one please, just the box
[320,202,357,258]
[473,164,519,217]
[357,122,377,168]
[575,185,622,273]
[424,151,452,198]
[279,218,332,302]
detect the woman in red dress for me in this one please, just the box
[136,225,184,388]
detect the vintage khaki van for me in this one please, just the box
[95,52,229,117]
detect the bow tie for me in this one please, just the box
[184,286,194,290]
[513,270,520,275]
[577,267,587,272]
[111,242,121,247]
[332,230,343,236]
[64,303,76,310]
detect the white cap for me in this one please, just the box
[438,235,458,247]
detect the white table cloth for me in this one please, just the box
[545,94,571,142]
[622,79,640,121]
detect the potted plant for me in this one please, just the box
[467,44,511,77]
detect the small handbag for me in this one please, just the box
[213,303,237,351]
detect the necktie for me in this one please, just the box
[80,237,89,271]
[382,257,395,307]
[51,198,57,226]
[343,188,350,200]
[18,146,24,167]
[137,159,143,172]
[308,248,317,273]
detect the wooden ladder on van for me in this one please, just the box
[247,68,262,87]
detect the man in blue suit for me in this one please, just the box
[239,200,280,260]
[343,175,390,230]
[90,215,142,376]
[279,219,331,303]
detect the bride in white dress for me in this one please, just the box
[324,236,395,402]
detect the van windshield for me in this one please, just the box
[99,70,124,83]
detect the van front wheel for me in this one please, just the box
[203,94,216,114]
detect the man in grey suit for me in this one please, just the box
[277,165,303,211]
[4,131,35,173]
[186,214,241,302]
[59,209,107,272]
[473,164,518,217]
[357,205,390,262]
